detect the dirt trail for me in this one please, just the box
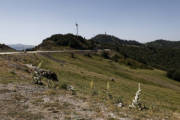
[0,49,109,55]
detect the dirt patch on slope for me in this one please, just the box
[0,83,127,120]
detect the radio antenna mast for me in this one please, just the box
[75,22,79,36]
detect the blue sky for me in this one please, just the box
[0,0,180,45]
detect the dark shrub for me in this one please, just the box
[172,70,180,81]
[71,53,76,58]
[84,53,92,58]
[101,51,110,59]
[167,69,176,78]
[61,83,68,90]
[111,54,120,62]
[167,69,180,82]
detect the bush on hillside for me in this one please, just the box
[101,51,110,59]
[84,53,92,58]
[118,58,153,70]
[111,54,121,62]
[167,69,180,82]
[71,53,76,58]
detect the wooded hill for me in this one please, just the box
[35,34,100,50]
[36,34,180,81]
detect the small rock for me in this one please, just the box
[43,97,50,103]
[108,112,116,119]
[111,78,116,82]
[117,102,123,108]
[67,85,74,91]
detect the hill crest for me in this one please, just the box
[0,43,15,52]
[146,39,180,48]
[36,33,99,50]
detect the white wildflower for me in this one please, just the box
[129,83,141,108]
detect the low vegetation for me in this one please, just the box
[0,51,180,119]
[34,33,180,82]
[167,69,180,82]
[1,33,180,119]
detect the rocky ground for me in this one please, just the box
[0,83,131,120]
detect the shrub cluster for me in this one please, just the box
[101,51,110,59]
[167,69,180,82]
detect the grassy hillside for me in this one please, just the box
[1,52,179,119]
[89,35,180,82]
[117,46,180,70]
[36,34,180,79]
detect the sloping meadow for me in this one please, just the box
[38,52,180,119]
[0,52,180,119]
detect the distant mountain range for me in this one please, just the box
[8,44,34,50]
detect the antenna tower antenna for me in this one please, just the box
[75,22,79,36]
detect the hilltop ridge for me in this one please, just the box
[0,43,15,52]
[36,33,99,50]
[90,34,142,47]
[36,34,144,50]
[146,39,180,48]
[35,34,180,82]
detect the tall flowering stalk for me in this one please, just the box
[129,83,141,108]
[37,61,43,69]
[90,80,94,89]
[106,81,110,90]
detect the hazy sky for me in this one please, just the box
[0,0,180,45]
